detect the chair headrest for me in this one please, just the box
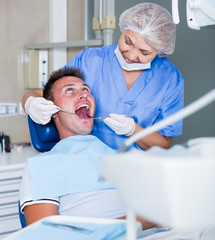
[28,116,59,152]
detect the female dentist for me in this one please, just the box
[23,2,184,151]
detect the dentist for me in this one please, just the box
[22,2,184,151]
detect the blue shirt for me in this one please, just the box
[65,43,184,150]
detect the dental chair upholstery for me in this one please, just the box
[28,115,60,152]
[19,116,60,228]
[18,202,26,228]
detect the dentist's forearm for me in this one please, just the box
[22,88,43,111]
[131,124,172,150]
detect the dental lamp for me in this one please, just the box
[101,1,215,239]
[172,0,215,30]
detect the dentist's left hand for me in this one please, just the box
[103,113,135,136]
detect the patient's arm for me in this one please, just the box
[23,203,58,226]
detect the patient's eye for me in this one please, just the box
[66,88,73,93]
[83,87,89,93]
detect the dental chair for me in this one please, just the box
[19,116,60,228]
[27,115,60,152]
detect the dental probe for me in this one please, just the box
[57,107,76,115]
[57,107,132,120]
[57,107,108,119]
[92,116,108,119]
[93,116,133,120]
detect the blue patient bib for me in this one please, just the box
[27,135,115,200]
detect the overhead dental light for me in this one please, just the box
[172,0,215,29]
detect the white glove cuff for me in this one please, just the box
[126,119,135,137]
[24,96,34,114]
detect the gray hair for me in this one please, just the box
[119,3,176,56]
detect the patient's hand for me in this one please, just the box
[136,215,161,230]
[118,215,160,230]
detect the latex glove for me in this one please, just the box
[103,113,135,136]
[25,96,59,124]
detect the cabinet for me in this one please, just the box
[0,146,37,239]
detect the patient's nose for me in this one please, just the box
[79,91,88,99]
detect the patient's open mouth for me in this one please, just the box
[75,104,91,119]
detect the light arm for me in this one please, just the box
[131,123,172,150]
[119,89,215,152]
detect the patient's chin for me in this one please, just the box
[73,119,93,135]
[79,129,92,135]
[78,125,93,135]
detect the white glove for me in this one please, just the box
[103,113,135,136]
[25,96,59,124]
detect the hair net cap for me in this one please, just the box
[119,3,176,56]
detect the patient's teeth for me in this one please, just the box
[77,104,89,110]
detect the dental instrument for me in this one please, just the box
[93,116,132,120]
[57,107,76,115]
[57,108,106,119]
[57,107,132,120]
[93,116,109,120]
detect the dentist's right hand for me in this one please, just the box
[25,96,59,125]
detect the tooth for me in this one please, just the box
[77,104,89,110]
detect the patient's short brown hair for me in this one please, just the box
[43,67,84,101]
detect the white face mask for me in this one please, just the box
[114,46,151,71]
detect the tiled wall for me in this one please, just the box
[0,0,84,143]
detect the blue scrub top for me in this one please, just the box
[65,43,184,150]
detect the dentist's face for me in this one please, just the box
[118,30,158,64]
[52,76,95,139]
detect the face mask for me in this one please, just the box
[114,46,151,71]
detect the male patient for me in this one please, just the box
[19,67,156,231]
